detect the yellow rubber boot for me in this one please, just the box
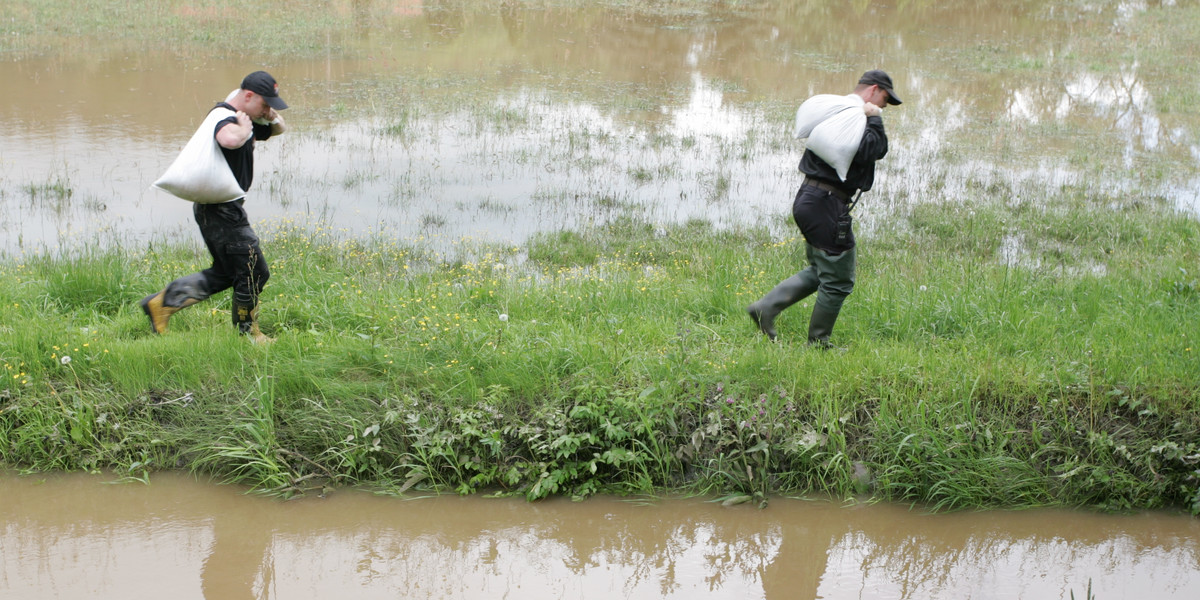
[139,292,199,334]
[248,323,274,345]
[234,302,274,344]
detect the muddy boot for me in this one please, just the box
[234,302,274,344]
[806,303,842,349]
[746,271,818,341]
[139,292,199,334]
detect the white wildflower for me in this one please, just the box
[499,313,509,322]
[60,355,71,365]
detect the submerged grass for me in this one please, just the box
[1,184,1197,512]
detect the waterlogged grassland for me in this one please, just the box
[1,184,1198,512]
[1,0,348,58]
[0,0,941,59]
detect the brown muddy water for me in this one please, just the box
[1,471,1198,600]
[2,1,1199,256]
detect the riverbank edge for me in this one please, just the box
[1,377,1198,514]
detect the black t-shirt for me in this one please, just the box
[212,102,274,193]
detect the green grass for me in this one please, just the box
[1,186,1197,511]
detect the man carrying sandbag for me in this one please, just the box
[141,71,288,343]
[747,70,900,347]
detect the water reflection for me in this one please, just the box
[201,507,274,600]
[2,472,1198,599]
[1,0,1198,256]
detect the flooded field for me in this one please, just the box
[3,2,1200,598]
[2,471,1198,600]
[2,0,1199,256]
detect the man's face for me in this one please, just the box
[868,85,890,109]
[245,92,273,120]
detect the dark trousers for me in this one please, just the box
[162,200,269,309]
[791,184,855,311]
[792,183,855,254]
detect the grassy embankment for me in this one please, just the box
[1,183,1198,512]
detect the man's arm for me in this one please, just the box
[855,115,888,162]
[216,111,254,149]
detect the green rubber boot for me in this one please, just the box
[806,303,842,349]
[746,271,818,341]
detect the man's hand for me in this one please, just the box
[267,109,287,134]
[250,109,288,133]
[863,103,882,118]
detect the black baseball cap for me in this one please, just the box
[858,69,902,105]
[241,71,288,110]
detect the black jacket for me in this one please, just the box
[798,114,888,193]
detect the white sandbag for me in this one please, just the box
[794,93,867,182]
[807,108,866,182]
[152,106,245,204]
[794,94,851,139]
